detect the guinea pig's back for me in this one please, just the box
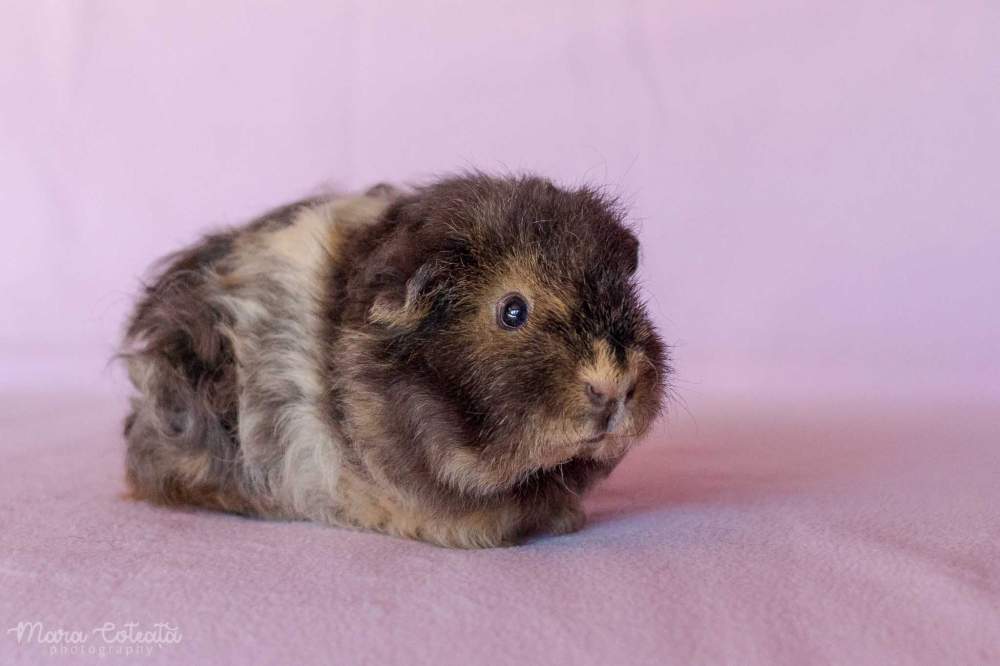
[122,191,392,520]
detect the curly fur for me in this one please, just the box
[121,174,669,547]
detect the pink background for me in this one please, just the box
[2,1,997,400]
[2,3,999,665]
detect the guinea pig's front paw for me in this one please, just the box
[403,512,524,549]
[383,505,523,549]
[542,498,587,536]
[420,523,518,549]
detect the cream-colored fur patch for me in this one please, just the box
[207,193,390,521]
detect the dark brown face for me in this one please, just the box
[350,174,668,491]
[437,253,667,471]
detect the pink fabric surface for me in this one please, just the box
[3,1,1000,664]
[2,392,998,664]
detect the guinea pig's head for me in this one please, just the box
[351,174,668,495]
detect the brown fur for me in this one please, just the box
[121,174,669,548]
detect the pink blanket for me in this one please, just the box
[2,391,997,664]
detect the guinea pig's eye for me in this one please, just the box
[497,293,529,330]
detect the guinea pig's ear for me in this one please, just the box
[367,260,443,330]
[364,200,447,331]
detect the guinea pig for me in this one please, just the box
[121,173,669,548]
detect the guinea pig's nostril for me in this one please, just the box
[586,382,607,407]
[625,382,637,402]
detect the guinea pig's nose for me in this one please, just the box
[585,381,617,408]
[585,380,634,433]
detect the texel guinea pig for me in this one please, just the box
[121,173,669,548]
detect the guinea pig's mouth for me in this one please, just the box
[579,431,634,462]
